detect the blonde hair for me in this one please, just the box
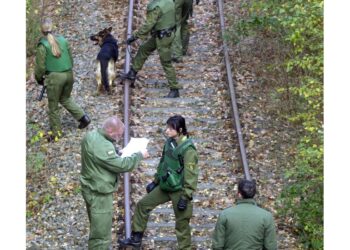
[41,18,61,57]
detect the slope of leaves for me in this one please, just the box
[225,0,324,248]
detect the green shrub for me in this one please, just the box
[27,122,47,173]
[231,0,323,248]
[27,151,45,173]
[26,0,42,57]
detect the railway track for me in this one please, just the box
[27,0,298,249]
[118,0,248,248]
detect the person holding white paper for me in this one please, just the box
[80,116,149,249]
[119,115,199,249]
[121,137,150,157]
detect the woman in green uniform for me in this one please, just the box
[35,18,90,141]
[118,115,199,250]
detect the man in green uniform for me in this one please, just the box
[171,0,200,63]
[212,179,278,250]
[80,116,149,250]
[123,0,181,98]
[118,115,199,249]
[35,18,90,141]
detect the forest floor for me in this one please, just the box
[26,0,301,249]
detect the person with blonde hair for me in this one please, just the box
[35,17,90,142]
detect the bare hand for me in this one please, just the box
[140,149,150,159]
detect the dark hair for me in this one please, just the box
[166,115,188,136]
[238,179,256,199]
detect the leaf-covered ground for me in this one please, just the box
[26,0,300,249]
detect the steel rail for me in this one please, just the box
[120,0,250,241]
[217,0,251,181]
[122,0,135,238]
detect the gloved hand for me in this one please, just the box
[146,182,157,193]
[126,35,137,45]
[196,0,200,5]
[177,196,188,211]
[37,79,44,86]
[114,145,122,156]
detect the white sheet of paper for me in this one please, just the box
[121,137,149,157]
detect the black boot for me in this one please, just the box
[78,115,91,129]
[123,67,137,81]
[164,89,180,98]
[118,232,143,248]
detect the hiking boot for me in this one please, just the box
[122,67,137,81]
[78,115,91,129]
[164,89,180,98]
[118,232,143,248]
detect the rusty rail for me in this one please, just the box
[122,0,135,238]
[120,0,251,241]
[217,0,251,180]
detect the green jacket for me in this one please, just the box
[134,0,175,40]
[155,135,199,199]
[35,35,74,82]
[212,199,277,250]
[80,129,143,194]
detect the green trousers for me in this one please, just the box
[132,186,193,250]
[81,187,114,250]
[132,33,180,90]
[172,0,193,59]
[45,71,85,134]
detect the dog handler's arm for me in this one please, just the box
[133,7,161,40]
[35,44,46,83]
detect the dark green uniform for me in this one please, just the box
[80,129,143,249]
[132,0,180,89]
[212,199,278,250]
[35,35,85,135]
[132,135,199,249]
[172,0,193,60]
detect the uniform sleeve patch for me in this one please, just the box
[107,150,115,155]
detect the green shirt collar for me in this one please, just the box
[98,128,116,143]
[176,134,187,145]
[236,198,257,206]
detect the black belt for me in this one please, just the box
[152,26,176,39]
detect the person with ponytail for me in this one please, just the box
[35,17,91,142]
[119,115,199,249]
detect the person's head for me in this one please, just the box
[165,115,188,139]
[41,17,61,58]
[102,116,125,141]
[238,179,256,199]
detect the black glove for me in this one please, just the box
[114,145,122,156]
[177,196,187,211]
[126,35,137,45]
[196,0,200,5]
[146,182,157,193]
[37,79,44,86]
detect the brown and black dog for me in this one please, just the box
[90,27,119,94]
